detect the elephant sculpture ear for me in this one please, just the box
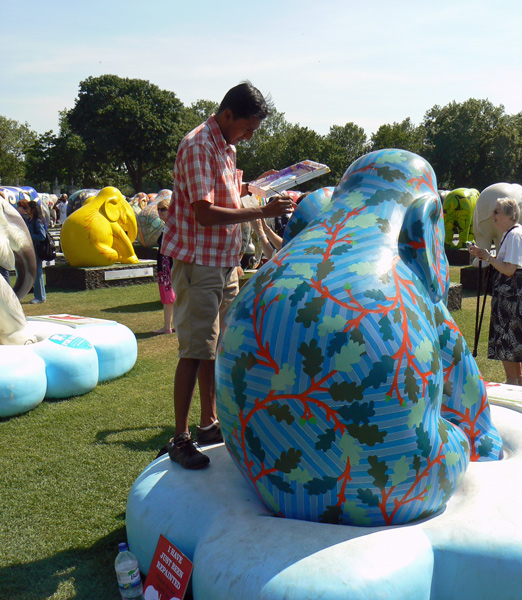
[398,193,449,303]
[104,195,121,222]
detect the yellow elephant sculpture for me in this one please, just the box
[61,187,139,267]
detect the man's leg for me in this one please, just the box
[174,357,201,437]
[170,356,210,469]
[197,359,217,428]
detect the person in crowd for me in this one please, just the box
[159,81,296,469]
[18,200,47,304]
[251,217,282,259]
[469,197,522,385]
[48,199,57,228]
[57,194,68,225]
[267,190,304,238]
[251,191,308,259]
[154,199,175,335]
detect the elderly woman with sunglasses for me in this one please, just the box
[469,197,522,385]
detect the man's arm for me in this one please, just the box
[192,197,295,227]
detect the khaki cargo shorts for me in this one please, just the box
[171,260,239,360]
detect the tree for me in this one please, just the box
[25,111,118,193]
[66,75,185,192]
[323,123,368,185]
[236,109,292,181]
[421,99,514,190]
[274,124,326,185]
[181,99,219,136]
[237,111,332,191]
[369,118,424,156]
[0,116,36,185]
[24,131,59,191]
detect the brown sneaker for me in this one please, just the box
[167,433,210,469]
[196,421,223,446]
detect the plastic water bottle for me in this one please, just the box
[115,542,144,599]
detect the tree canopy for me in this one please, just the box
[67,75,185,192]
[0,116,36,186]
[4,77,522,195]
[421,99,519,190]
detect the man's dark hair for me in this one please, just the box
[217,81,272,120]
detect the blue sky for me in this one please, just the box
[2,0,522,138]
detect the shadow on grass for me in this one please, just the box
[135,331,167,340]
[95,426,175,453]
[2,527,128,600]
[101,301,162,314]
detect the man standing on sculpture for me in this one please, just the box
[161,81,295,469]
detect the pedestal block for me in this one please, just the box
[45,260,157,290]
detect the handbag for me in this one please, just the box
[35,231,57,261]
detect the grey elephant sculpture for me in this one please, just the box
[0,193,37,345]
[472,182,522,265]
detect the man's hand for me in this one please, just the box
[261,196,296,218]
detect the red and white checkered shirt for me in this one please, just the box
[161,115,243,267]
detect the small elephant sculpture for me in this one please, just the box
[61,187,139,267]
[136,190,172,248]
[0,193,37,344]
[66,189,99,217]
[443,187,479,249]
[472,182,522,264]
[0,187,18,206]
[129,192,150,217]
[216,149,503,527]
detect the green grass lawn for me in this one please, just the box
[0,270,503,599]
[1,282,183,600]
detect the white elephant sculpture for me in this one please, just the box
[0,193,37,345]
[472,182,522,265]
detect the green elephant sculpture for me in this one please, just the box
[443,187,479,248]
[61,187,139,267]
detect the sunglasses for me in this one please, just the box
[492,208,502,215]
[158,207,168,213]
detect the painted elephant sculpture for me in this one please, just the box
[61,187,139,267]
[0,186,52,227]
[443,187,479,248]
[281,186,334,245]
[472,182,522,265]
[66,189,99,217]
[216,149,503,528]
[18,186,52,226]
[136,190,172,247]
[129,192,149,217]
[0,187,18,206]
[0,193,37,344]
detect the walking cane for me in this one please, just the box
[472,258,492,357]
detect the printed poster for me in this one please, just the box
[143,535,193,600]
